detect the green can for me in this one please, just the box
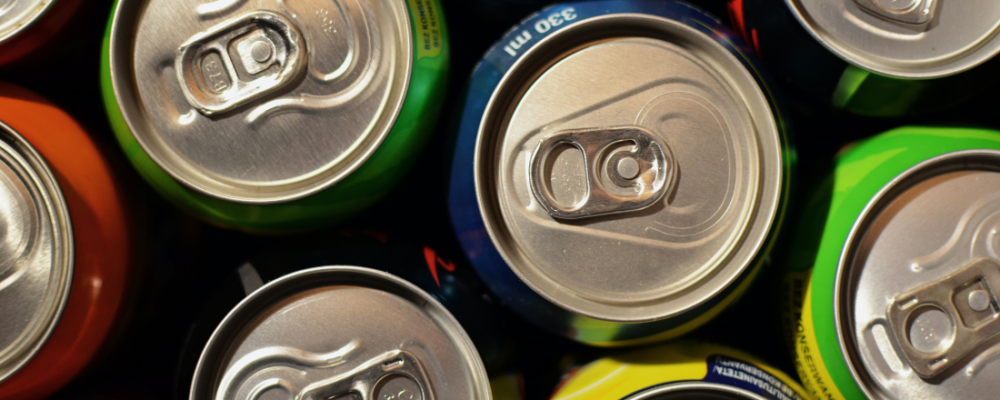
[102,0,449,232]
[782,126,1000,400]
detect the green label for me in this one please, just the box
[407,0,442,59]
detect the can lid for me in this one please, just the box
[108,0,413,203]
[0,0,55,44]
[627,382,769,400]
[476,15,783,322]
[786,0,1000,78]
[0,121,73,383]
[190,266,490,400]
[838,150,1000,399]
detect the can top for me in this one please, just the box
[626,383,771,400]
[839,150,1000,399]
[786,0,1000,78]
[190,266,490,400]
[0,0,54,44]
[476,14,782,322]
[108,0,413,203]
[0,121,72,383]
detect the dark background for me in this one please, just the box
[0,0,995,399]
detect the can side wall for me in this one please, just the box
[0,83,135,400]
[100,0,450,232]
[782,127,1000,400]
[551,341,809,400]
[448,0,793,345]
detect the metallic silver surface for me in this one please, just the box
[786,0,1000,78]
[0,121,73,383]
[528,126,672,219]
[625,382,767,400]
[109,0,413,203]
[0,0,54,44]
[475,15,782,322]
[837,150,1000,399]
[191,267,489,400]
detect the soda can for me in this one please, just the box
[729,0,1000,117]
[782,126,1000,399]
[176,235,499,399]
[550,341,808,400]
[186,266,491,400]
[0,0,86,66]
[102,0,449,232]
[0,83,138,399]
[448,0,792,345]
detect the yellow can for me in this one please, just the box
[551,341,808,400]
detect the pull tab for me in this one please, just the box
[854,0,936,25]
[528,126,673,219]
[176,11,305,116]
[219,342,431,400]
[887,258,1000,378]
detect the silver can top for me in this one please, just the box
[108,0,413,203]
[190,266,491,400]
[786,0,1000,78]
[0,121,73,383]
[476,15,783,322]
[0,0,54,43]
[838,150,1000,399]
[627,382,770,400]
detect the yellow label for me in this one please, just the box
[782,271,846,400]
[406,0,442,59]
[490,373,524,400]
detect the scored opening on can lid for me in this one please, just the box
[108,0,413,204]
[626,382,771,400]
[475,14,783,322]
[0,121,73,383]
[0,0,55,44]
[190,266,490,400]
[785,0,1000,79]
[837,150,1000,399]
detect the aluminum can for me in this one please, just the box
[0,0,86,66]
[102,0,450,232]
[185,266,491,400]
[0,83,137,400]
[781,126,1000,400]
[448,0,792,345]
[729,0,1000,117]
[176,234,498,399]
[550,341,808,400]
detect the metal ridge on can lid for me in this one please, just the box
[0,0,55,43]
[836,150,1000,399]
[0,121,73,383]
[108,0,413,204]
[626,382,771,400]
[785,0,1000,79]
[475,14,782,322]
[190,266,491,400]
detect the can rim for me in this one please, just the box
[107,0,414,204]
[784,0,1000,79]
[625,382,770,400]
[0,120,73,383]
[0,0,56,44]
[473,13,782,322]
[834,149,1000,398]
[189,266,491,400]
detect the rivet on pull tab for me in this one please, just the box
[886,258,1000,378]
[528,126,673,219]
[217,340,432,400]
[176,11,305,116]
[854,0,936,26]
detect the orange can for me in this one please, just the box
[0,0,87,67]
[0,83,137,400]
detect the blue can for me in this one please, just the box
[448,0,793,346]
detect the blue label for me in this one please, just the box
[704,355,807,400]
